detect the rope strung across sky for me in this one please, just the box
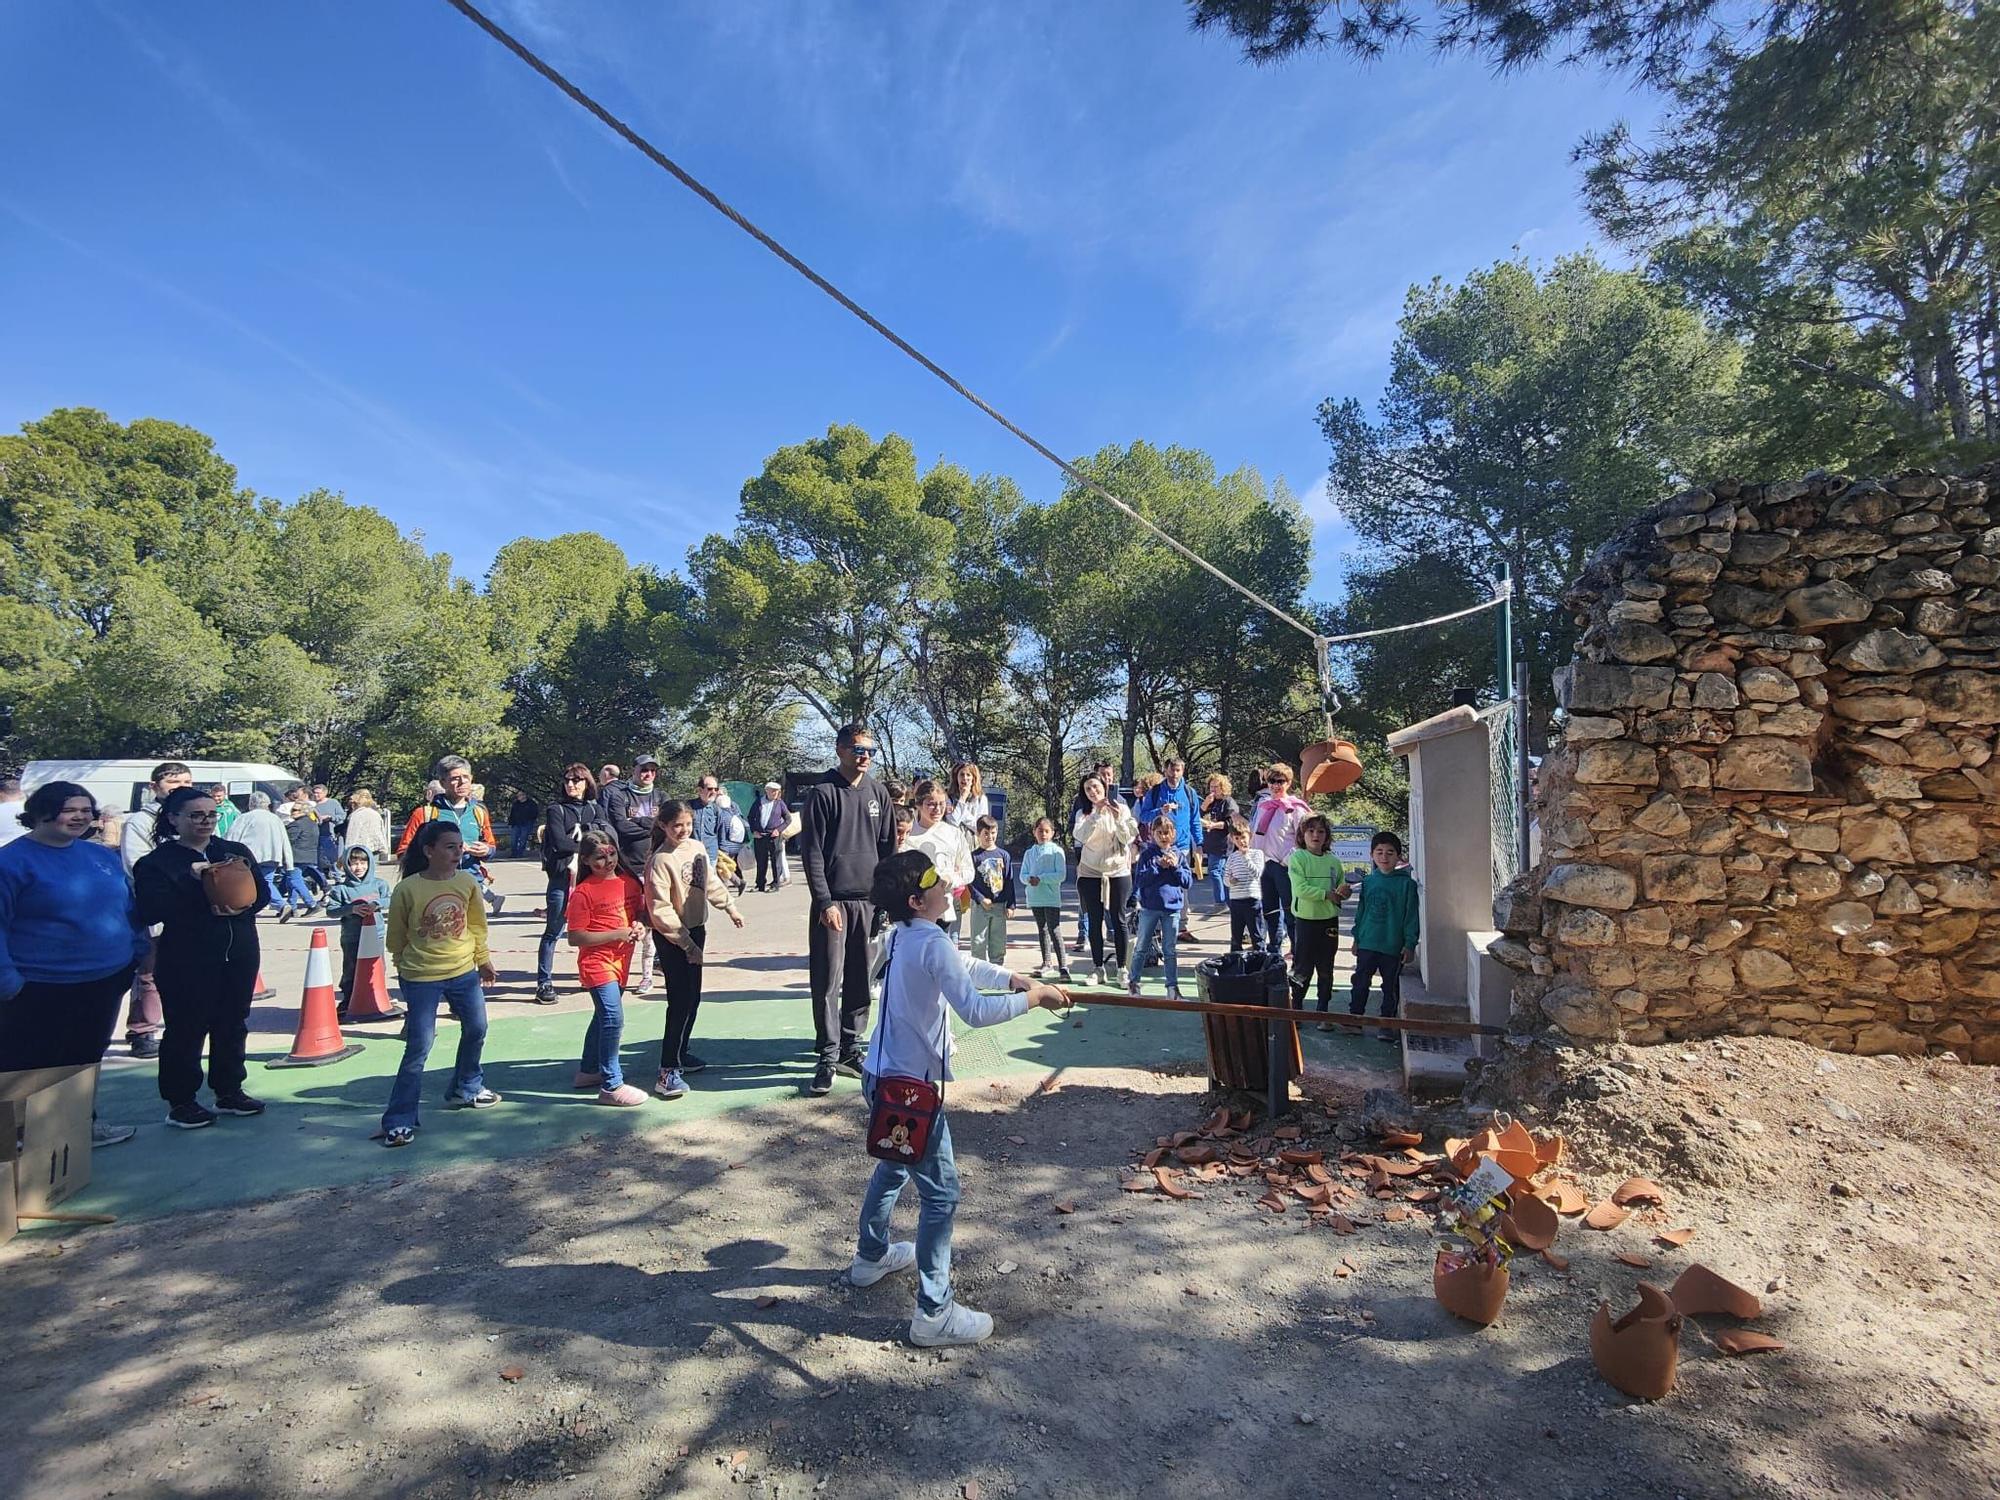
[439,0,1510,677]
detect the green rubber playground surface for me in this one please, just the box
[73,979,1381,1225]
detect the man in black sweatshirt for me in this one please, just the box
[800,722,895,1096]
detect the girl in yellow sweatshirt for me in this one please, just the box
[379,821,499,1146]
[645,799,743,1101]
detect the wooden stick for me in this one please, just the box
[18,1210,118,1224]
[1057,988,1503,1037]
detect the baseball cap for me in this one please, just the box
[765,781,781,791]
[635,754,661,770]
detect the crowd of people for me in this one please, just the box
[0,731,1418,1347]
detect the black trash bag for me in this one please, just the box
[1196,953,1290,1008]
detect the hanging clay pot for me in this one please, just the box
[1589,1283,1684,1400]
[1299,737,1364,796]
[1433,1249,1510,1327]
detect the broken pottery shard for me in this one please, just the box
[1379,1129,1423,1148]
[1382,1206,1410,1222]
[1655,1228,1697,1248]
[1273,1124,1304,1141]
[1541,1249,1571,1271]
[1501,1192,1559,1251]
[1119,1176,1153,1193]
[1153,1168,1192,1200]
[499,1366,526,1383]
[1141,1148,1165,1169]
[1584,1202,1631,1231]
[1278,1148,1323,1166]
[1615,1252,1655,1269]
[1611,1177,1668,1207]
[1590,1284,1683,1400]
[1545,1183,1591,1215]
[1201,1107,1231,1135]
[1306,1163,1335,1186]
[1052,1199,1076,1215]
[1329,1214,1357,1235]
[1712,1329,1786,1356]
[1174,1144,1218,1166]
[1668,1263,1764,1320]
[1256,1192,1288,1214]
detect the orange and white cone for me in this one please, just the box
[267,927,363,1068]
[344,906,402,1023]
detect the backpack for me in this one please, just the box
[724,809,747,845]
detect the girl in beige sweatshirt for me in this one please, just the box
[644,800,743,1100]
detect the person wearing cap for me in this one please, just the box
[600,756,664,990]
[750,781,791,892]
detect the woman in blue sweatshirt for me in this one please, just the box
[0,781,150,1071]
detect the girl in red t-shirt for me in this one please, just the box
[566,829,648,1106]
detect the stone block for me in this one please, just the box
[1715,737,1815,792]
[1691,672,1740,709]
[1575,740,1661,786]
[1642,854,1726,902]
[1919,671,2000,724]
[1605,621,1676,663]
[1709,584,1786,627]
[1539,983,1620,1039]
[1564,715,1625,741]
[1909,811,1981,864]
[1555,908,1620,947]
[1830,693,1926,723]
[1629,794,1691,837]
[1542,863,1638,911]
[1623,907,1672,946]
[1738,666,1800,701]
[1785,580,1874,629]
[1840,812,1911,862]
[1831,629,1946,673]
[1787,863,1843,902]
[1934,865,2000,909]
[1556,662,1675,713]
[1665,750,1712,790]
[1847,762,1924,801]
[1825,901,1875,935]
[1853,1023,1926,1057]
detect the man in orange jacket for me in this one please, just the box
[397,755,504,917]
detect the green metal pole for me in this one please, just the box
[1495,560,1513,704]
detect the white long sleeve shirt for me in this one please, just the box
[904,818,974,890]
[863,920,1028,1084]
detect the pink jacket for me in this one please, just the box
[1251,793,1309,861]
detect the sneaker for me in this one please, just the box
[1317,1021,1335,1032]
[1180,929,1200,943]
[534,983,560,1005]
[488,893,507,917]
[807,1063,834,1097]
[445,1089,502,1110]
[597,1084,648,1107]
[909,1298,994,1348]
[834,1053,865,1079]
[682,1052,708,1074]
[278,905,295,924]
[1070,937,1088,955]
[848,1241,916,1287]
[1126,979,1141,997]
[572,1070,604,1090]
[653,1069,687,1101]
[1377,1029,1398,1044]
[165,1101,216,1130]
[213,1091,266,1117]
[1057,968,1074,984]
[1165,987,1184,1002]
[128,1033,161,1060]
[1031,964,1046,979]
[382,1126,415,1148]
[631,979,652,996]
[91,1120,138,1147]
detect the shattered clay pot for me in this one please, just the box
[1668,1263,1763,1320]
[1499,1190,1559,1252]
[1590,1283,1684,1400]
[1433,1249,1510,1327]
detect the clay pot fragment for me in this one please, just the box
[1272,1124,1304,1142]
[1668,1264,1763,1320]
[1433,1249,1509,1327]
[1278,1148,1323,1166]
[1141,1148,1166,1169]
[1175,1144,1218,1166]
[1153,1168,1193,1200]
[1712,1329,1785,1356]
[1200,1107,1230,1135]
[1533,1132,1565,1168]
[1655,1227,1696,1248]
[1584,1202,1630,1231]
[1541,1249,1570,1271]
[1305,1163,1335,1186]
[1500,1191,1559,1252]
[1119,1176,1153,1193]
[1256,1192,1287,1214]
[1614,1252,1655,1269]
[1328,1214,1357,1235]
[1382,1206,1410,1223]
[1544,1183,1590,1216]
[1611,1177,1667,1208]
[1379,1129,1423,1148]
[1589,1283,1683,1400]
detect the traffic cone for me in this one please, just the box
[254,969,277,1003]
[344,906,402,1022]
[266,927,363,1068]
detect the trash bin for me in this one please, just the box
[1195,952,1302,1100]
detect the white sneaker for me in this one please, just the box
[909,1297,993,1348]
[849,1240,916,1287]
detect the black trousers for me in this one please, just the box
[808,898,873,1063]
[1031,907,1065,966]
[659,924,706,1072]
[1350,947,1404,1018]
[1227,898,1264,952]
[1290,916,1338,1010]
[0,968,133,1069]
[155,948,258,1104]
[1077,874,1131,969]
[754,838,779,889]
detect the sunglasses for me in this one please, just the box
[850,745,877,758]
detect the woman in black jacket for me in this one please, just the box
[535,762,609,1004]
[133,786,270,1130]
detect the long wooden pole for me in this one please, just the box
[1056,988,1503,1038]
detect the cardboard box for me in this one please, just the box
[0,1065,97,1219]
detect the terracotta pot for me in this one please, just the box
[1499,1189,1559,1252]
[1433,1249,1509,1327]
[1299,738,1364,795]
[1589,1282,1683,1400]
[1667,1263,1763,1320]
[198,858,259,912]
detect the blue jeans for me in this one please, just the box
[511,826,531,858]
[857,1075,960,1316]
[582,980,626,1088]
[1261,862,1294,953]
[382,970,489,1131]
[276,866,316,910]
[1128,909,1181,991]
[536,881,570,986]
[1206,855,1227,905]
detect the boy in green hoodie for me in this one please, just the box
[1348,830,1420,1041]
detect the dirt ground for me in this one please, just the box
[6,1037,1998,1500]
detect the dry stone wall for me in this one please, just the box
[1499,465,2000,1064]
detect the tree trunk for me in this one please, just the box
[1120,655,1139,785]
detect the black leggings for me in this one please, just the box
[1291,916,1338,1010]
[658,924,706,1072]
[1078,874,1131,968]
[1031,907,1065,966]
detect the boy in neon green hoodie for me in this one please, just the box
[1349,830,1420,1040]
[1286,814,1350,1014]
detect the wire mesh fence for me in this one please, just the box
[1479,696,1522,896]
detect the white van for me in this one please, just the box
[22,759,304,814]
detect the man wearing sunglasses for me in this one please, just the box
[799,722,895,1096]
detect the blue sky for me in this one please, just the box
[0,1,1655,601]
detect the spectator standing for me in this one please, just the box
[1127,815,1194,999]
[944,762,989,839]
[799,723,895,1097]
[715,786,750,895]
[1067,758,1122,956]
[312,783,345,875]
[116,759,191,1058]
[904,780,974,941]
[0,778,23,846]
[132,787,269,1129]
[645,799,744,1101]
[1136,758,1200,946]
[208,783,239,839]
[597,764,621,796]
[1019,816,1071,981]
[599,756,664,990]
[343,789,391,860]
[537,764,608,1004]
[1072,775,1139,986]
[0,781,150,1145]
[1346,830,1419,1041]
[966,814,1013,964]
[1198,773,1240,906]
[324,844,391,1010]
[507,792,540,859]
[395,756,504,918]
[688,774,725,863]
[1286,814,1350,1016]
[565,829,648,1106]
[1251,763,1310,958]
[1220,818,1269,952]
[750,781,791,891]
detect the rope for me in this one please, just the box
[438,0,1322,643]
[1318,585,1510,646]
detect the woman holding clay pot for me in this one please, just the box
[133,786,270,1130]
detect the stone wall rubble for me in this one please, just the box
[1499,466,2000,1064]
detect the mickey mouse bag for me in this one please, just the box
[866,930,948,1164]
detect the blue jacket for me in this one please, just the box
[689,801,723,861]
[1136,778,1199,852]
[324,846,393,916]
[1132,842,1194,913]
[0,836,150,996]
